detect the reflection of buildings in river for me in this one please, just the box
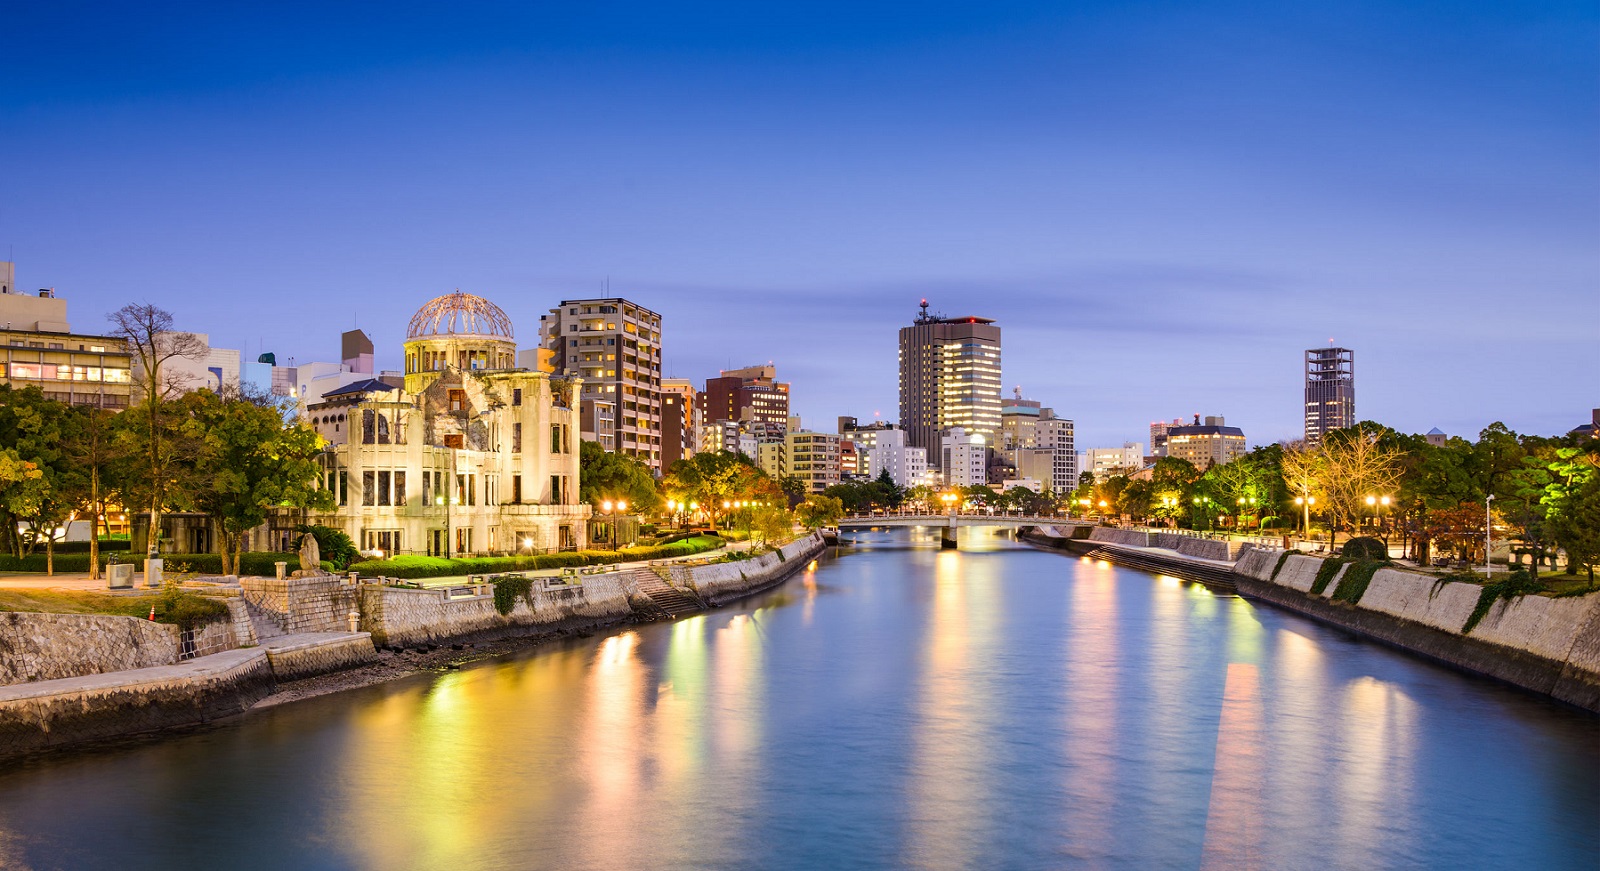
[1059,558,1119,864]
[1198,662,1265,870]
[577,630,651,870]
[333,646,594,869]
[904,550,1001,871]
[1335,676,1418,865]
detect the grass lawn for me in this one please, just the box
[0,589,164,619]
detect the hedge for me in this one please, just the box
[0,551,302,576]
[348,535,725,580]
[38,540,133,554]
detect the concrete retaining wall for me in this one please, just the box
[0,613,180,685]
[1233,548,1279,582]
[1088,528,1153,547]
[1176,537,1233,561]
[360,572,634,649]
[670,533,826,605]
[0,648,275,758]
[1232,552,1600,713]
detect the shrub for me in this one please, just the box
[1310,558,1345,596]
[1341,537,1388,561]
[47,540,132,554]
[295,525,360,569]
[489,574,536,616]
[1331,560,1385,604]
[346,536,726,580]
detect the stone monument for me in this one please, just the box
[298,533,322,574]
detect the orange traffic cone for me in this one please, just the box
[148,605,156,621]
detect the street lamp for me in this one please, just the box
[1295,495,1315,538]
[1485,493,1495,577]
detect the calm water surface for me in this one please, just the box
[2,529,1598,870]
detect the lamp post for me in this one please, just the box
[1295,496,1315,539]
[1485,493,1495,577]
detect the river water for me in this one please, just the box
[1,528,1597,870]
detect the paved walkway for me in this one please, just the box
[0,648,265,702]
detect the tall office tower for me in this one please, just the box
[540,298,664,472]
[898,300,1001,468]
[661,378,698,468]
[1305,347,1355,447]
[697,363,790,437]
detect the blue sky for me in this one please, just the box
[3,1,1595,448]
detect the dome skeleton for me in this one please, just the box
[406,291,515,340]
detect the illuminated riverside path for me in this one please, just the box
[2,529,1598,870]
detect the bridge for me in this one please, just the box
[837,512,1089,549]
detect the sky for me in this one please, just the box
[3,1,1596,449]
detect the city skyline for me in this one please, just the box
[2,1,1594,448]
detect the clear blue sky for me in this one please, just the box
[3,1,1595,448]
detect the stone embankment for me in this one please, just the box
[0,533,830,759]
[1021,525,1600,712]
[1231,549,1600,712]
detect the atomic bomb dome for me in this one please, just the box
[407,292,515,340]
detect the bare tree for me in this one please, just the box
[1316,427,1405,548]
[107,304,204,558]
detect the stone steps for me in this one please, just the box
[629,569,706,618]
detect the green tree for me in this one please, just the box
[795,494,845,529]
[0,386,83,573]
[578,439,662,513]
[1546,473,1600,586]
[107,304,206,557]
[750,504,795,545]
[177,389,334,575]
[663,450,783,524]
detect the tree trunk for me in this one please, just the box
[88,469,101,581]
[46,538,54,577]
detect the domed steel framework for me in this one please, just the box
[406,292,515,340]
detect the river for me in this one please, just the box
[1,528,1597,870]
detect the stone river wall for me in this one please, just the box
[666,533,827,605]
[1230,548,1600,713]
[0,613,180,685]
[0,649,275,758]
[360,572,635,649]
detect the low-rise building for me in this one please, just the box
[1165,416,1246,469]
[0,266,133,408]
[1084,442,1145,482]
[786,430,841,493]
[866,428,928,489]
[941,427,988,488]
[306,292,589,557]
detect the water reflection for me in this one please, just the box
[0,532,1595,871]
[1060,557,1118,866]
[904,550,1000,870]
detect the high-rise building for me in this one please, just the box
[1305,347,1355,447]
[541,298,663,471]
[898,300,1001,468]
[0,266,133,408]
[661,378,697,468]
[1166,416,1245,469]
[698,364,790,431]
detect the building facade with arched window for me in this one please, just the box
[305,293,590,557]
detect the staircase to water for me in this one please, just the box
[628,568,707,619]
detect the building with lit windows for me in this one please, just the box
[1305,347,1355,447]
[867,428,929,489]
[541,298,663,471]
[785,430,842,493]
[1165,416,1246,470]
[306,293,589,558]
[1000,392,1076,492]
[698,364,790,432]
[0,263,133,408]
[941,427,988,488]
[898,300,1001,469]
[1083,442,1145,482]
[661,377,697,468]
